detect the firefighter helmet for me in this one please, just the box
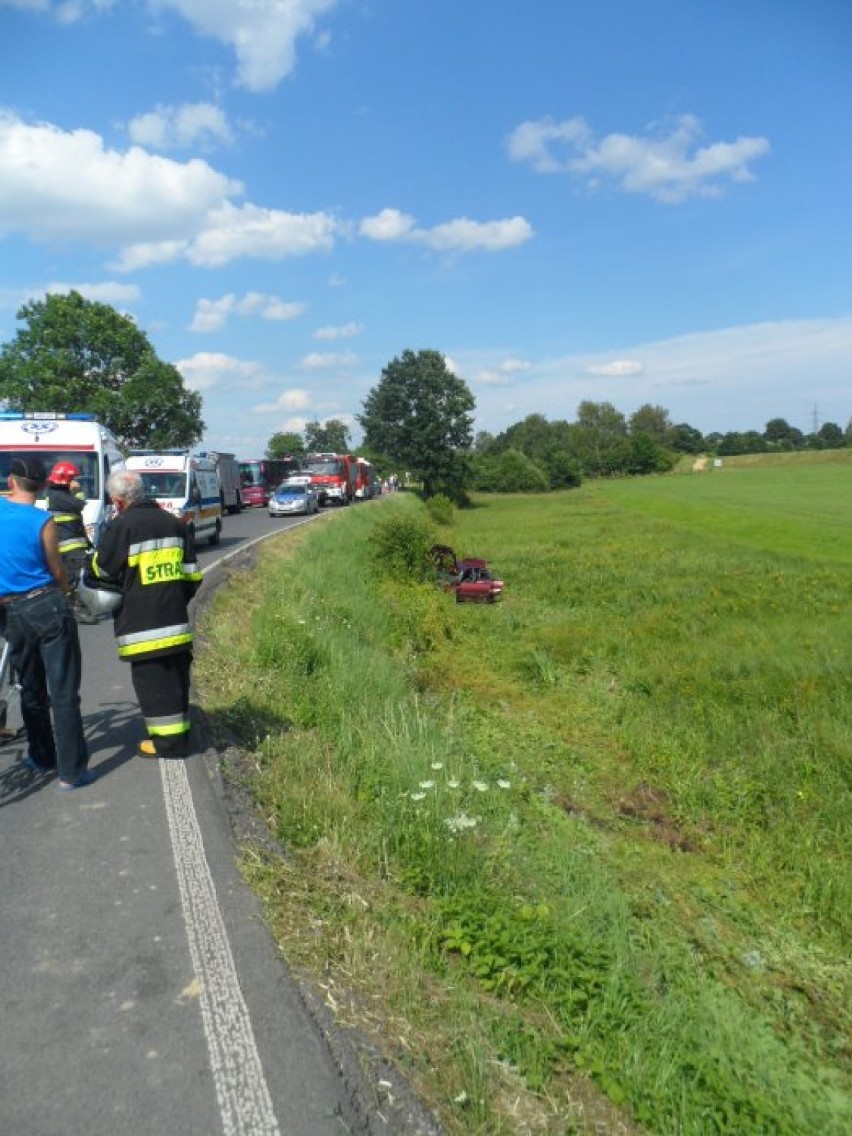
[75,552,123,617]
[48,460,81,486]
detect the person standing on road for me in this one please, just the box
[0,456,94,789]
[45,460,95,623]
[90,468,202,758]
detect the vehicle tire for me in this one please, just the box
[209,520,221,547]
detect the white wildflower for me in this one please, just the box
[431,762,444,770]
[447,779,460,789]
[419,780,435,789]
[444,812,479,833]
[472,780,488,792]
[497,779,511,789]
[410,792,426,801]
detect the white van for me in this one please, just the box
[0,411,125,545]
[125,452,222,546]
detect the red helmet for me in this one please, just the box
[48,460,81,485]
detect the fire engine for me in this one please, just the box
[302,452,357,506]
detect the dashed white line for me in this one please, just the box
[161,758,281,1136]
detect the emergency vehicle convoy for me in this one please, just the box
[302,452,357,506]
[0,411,124,544]
[125,451,222,546]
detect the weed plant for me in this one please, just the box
[196,460,851,1135]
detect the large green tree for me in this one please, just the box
[266,431,305,461]
[0,290,203,449]
[304,417,351,453]
[358,349,475,498]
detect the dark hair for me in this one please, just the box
[9,456,47,490]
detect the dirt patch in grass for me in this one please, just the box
[615,783,698,852]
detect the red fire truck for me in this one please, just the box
[302,452,357,506]
[354,458,380,500]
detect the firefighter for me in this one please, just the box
[90,468,203,758]
[45,460,94,623]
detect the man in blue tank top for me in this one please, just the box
[0,456,94,790]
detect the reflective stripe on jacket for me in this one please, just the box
[92,499,201,662]
[47,488,90,559]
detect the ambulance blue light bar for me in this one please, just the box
[0,411,96,421]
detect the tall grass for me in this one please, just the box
[196,462,851,1135]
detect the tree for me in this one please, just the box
[266,431,305,461]
[628,404,672,443]
[570,401,628,476]
[763,418,803,450]
[817,421,845,448]
[669,422,705,453]
[358,349,475,499]
[0,290,203,449]
[304,417,351,453]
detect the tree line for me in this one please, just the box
[1,294,848,502]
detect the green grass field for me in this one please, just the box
[196,451,852,1135]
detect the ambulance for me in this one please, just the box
[125,451,222,546]
[0,411,125,545]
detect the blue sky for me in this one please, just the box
[1,0,850,458]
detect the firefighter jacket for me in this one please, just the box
[46,486,90,557]
[91,499,203,662]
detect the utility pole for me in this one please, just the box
[812,404,819,433]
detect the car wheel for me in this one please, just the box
[209,520,221,546]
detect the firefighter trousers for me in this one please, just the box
[130,651,192,756]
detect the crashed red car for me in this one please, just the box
[430,545,505,604]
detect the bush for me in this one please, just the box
[369,510,438,582]
[473,448,550,493]
[425,493,455,526]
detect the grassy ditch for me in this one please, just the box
[195,464,851,1135]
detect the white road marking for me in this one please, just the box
[161,758,281,1136]
[160,515,317,1132]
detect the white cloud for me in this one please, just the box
[0,112,527,269]
[313,321,363,340]
[174,351,269,392]
[9,0,340,91]
[505,116,590,172]
[0,112,240,244]
[148,0,340,92]
[0,279,140,310]
[507,114,770,203]
[252,388,313,414]
[300,351,358,369]
[0,1,115,21]
[585,360,644,378]
[359,208,416,242]
[359,207,533,253]
[190,291,306,332]
[115,201,338,270]
[128,103,233,151]
[476,358,533,386]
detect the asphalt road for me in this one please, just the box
[0,504,434,1136]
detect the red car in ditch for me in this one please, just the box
[430,545,505,604]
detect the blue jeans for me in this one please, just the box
[2,588,89,783]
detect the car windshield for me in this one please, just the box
[0,450,100,499]
[139,471,187,499]
[275,484,305,496]
[303,458,341,476]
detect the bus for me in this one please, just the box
[238,457,300,507]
